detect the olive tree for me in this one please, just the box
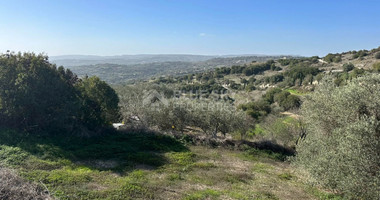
[294,75,380,199]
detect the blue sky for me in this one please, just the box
[0,0,379,56]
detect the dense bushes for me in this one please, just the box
[180,82,226,94]
[273,91,301,110]
[284,66,319,86]
[294,75,380,199]
[239,88,301,121]
[76,76,120,129]
[238,100,271,120]
[323,53,342,63]
[214,61,274,76]
[352,50,368,59]
[0,52,119,134]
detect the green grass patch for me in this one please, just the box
[278,172,293,180]
[167,173,184,181]
[183,189,221,200]
[247,124,266,138]
[251,162,272,173]
[0,128,188,171]
[167,152,196,166]
[286,88,308,96]
[305,186,343,200]
[191,162,216,170]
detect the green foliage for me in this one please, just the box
[272,90,301,110]
[324,53,342,63]
[239,100,271,120]
[262,88,282,104]
[180,82,226,94]
[245,83,256,91]
[284,66,320,86]
[0,145,30,166]
[277,93,301,110]
[262,74,284,84]
[261,116,301,146]
[295,75,380,199]
[278,173,293,180]
[0,52,80,132]
[76,76,120,128]
[0,52,120,134]
[352,50,368,59]
[375,52,380,59]
[278,56,319,67]
[342,63,354,72]
[167,152,196,166]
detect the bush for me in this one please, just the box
[294,75,380,199]
[324,53,341,63]
[239,100,271,120]
[342,63,354,72]
[273,91,301,110]
[285,66,320,86]
[0,52,119,134]
[375,52,380,59]
[352,50,368,59]
[0,52,80,132]
[76,76,121,128]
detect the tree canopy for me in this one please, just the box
[0,52,119,135]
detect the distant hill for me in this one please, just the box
[54,55,288,84]
[50,54,218,67]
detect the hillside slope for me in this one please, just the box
[0,129,339,200]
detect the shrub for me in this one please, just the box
[0,52,80,131]
[284,66,320,86]
[342,63,354,72]
[274,91,301,110]
[375,52,380,59]
[0,52,119,134]
[324,53,341,63]
[294,75,380,199]
[352,50,368,59]
[76,76,121,128]
[239,100,271,120]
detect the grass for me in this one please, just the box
[286,88,309,96]
[0,127,341,199]
[184,189,221,200]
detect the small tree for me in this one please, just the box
[76,76,120,128]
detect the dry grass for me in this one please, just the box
[0,167,52,200]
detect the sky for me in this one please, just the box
[0,0,380,56]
